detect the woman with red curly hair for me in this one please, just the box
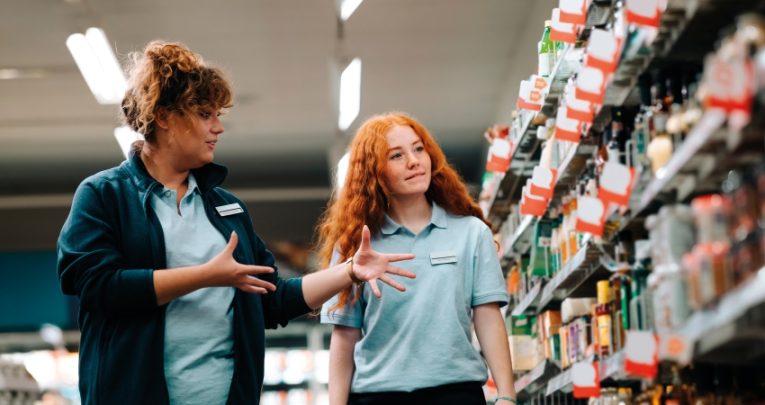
[319,112,517,405]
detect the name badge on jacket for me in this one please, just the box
[430,251,458,265]
[216,203,244,216]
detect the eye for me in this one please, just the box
[199,111,212,119]
[415,145,425,153]
[389,152,402,161]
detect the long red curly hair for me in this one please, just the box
[316,112,489,309]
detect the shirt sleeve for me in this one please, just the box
[57,181,158,317]
[320,250,363,328]
[471,225,509,308]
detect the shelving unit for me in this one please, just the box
[494,0,765,402]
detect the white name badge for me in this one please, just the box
[430,251,458,265]
[216,203,244,216]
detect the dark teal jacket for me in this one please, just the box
[57,152,310,404]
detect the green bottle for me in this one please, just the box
[538,21,554,77]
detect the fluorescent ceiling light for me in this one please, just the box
[335,152,350,191]
[338,58,362,131]
[114,126,144,159]
[340,0,364,21]
[66,27,126,105]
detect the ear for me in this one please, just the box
[154,108,171,130]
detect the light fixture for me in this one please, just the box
[114,126,144,159]
[66,27,127,105]
[338,58,362,131]
[335,152,350,191]
[340,0,364,21]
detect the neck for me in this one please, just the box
[387,194,432,234]
[140,142,189,190]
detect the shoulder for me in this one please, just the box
[444,212,491,234]
[75,165,132,199]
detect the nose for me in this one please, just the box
[211,115,224,135]
[406,151,420,169]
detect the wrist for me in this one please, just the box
[495,396,517,405]
[344,257,363,285]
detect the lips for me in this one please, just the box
[206,141,217,149]
[405,172,425,181]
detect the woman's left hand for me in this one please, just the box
[352,225,416,298]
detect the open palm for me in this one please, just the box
[352,225,416,298]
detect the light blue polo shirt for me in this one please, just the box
[150,174,235,405]
[320,203,508,393]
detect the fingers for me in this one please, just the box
[359,225,371,251]
[386,265,416,279]
[379,275,406,292]
[242,264,275,275]
[368,279,382,298]
[237,285,269,295]
[383,253,416,263]
[244,275,276,292]
[225,231,239,254]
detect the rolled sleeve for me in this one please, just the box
[471,227,509,308]
[320,290,363,328]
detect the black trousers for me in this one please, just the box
[348,381,485,405]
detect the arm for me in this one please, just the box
[302,225,416,309]
[474,303,516,402]
[328,325,360,405]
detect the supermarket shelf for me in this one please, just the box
[511,281,544,317]
[679,267,765,363]
[502,215,536,257]
[515,360,560,399]
[545,367,573,396]
[500,140,597,259]
[488,46,581,219]
[599,350,641,382]
[539,236,604,309]
[634,109,726,215]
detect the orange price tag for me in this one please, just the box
[658,334,692,366]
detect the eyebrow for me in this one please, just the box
[387,140,423,153]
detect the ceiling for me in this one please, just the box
[0,0,556,251]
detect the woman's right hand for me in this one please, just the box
[205,231,277,294]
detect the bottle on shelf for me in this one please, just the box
[538,21,555,77]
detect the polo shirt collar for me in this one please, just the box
[381,201,448,235]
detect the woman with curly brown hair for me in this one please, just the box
[57,41,415,405]
[318,112,517,405]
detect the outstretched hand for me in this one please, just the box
[352,225,416,298]
[206,231,277,294]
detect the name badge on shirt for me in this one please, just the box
[216,203,244,217]
[430,251,458,266]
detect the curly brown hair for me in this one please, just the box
[316,112,489,310]
[121,41,233,142]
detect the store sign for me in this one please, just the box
[574,196,606,236]
[658,333,692,366]
[625,0,662,28]
[485,137,513,173]
[530,166,558,200]
[551,8,578,44]
[575,66,608,105]
[584,29,621,74]
[558,0,587,25]
[517,78,547,112]
[572,361,601,398]
[599,161,635,207]
[555,106,583,143]
[624,330,659,379]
